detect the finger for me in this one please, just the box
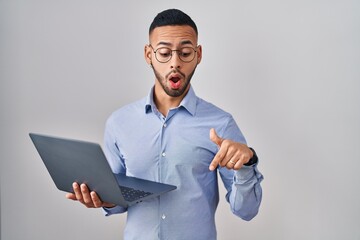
[219,141,240,167]
[209,147,229,171]
[73,182,83,202]
[90,191,102,208]
[233,160,243,170]
[233,152,250,170]
[225,155,238,169]
[210,128,223,147]
[226,161,234,169]
[238,150,251,165]
[65,192,77,201]
[81,184,93,206]
[209,148,225,170]
[218,150,231,167]
[209,158,219,171]
[90,192,116,208]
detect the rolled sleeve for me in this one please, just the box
[230,163,263,221]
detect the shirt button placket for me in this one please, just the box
[159,117,167,238]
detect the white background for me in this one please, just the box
[1,0,359,239]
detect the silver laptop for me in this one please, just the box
[29,133,176,207]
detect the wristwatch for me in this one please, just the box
[244,147,258,166]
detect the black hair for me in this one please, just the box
[149,9,198,35]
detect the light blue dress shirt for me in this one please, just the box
[103,86,263,240]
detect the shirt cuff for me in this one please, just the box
[234,163,262,183]
[102,205,127,216]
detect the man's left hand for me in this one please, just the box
[209,128,253,171]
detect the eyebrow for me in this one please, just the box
[156,41,172,47]
[156,40,195,47]
[180,40,194,45]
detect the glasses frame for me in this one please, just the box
[149,44,198,63]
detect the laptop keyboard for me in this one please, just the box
[120,186,152,202]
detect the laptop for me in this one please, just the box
[29,133,176,207]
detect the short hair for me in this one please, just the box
[149,9,198,36]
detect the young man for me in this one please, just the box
[67,9,263,240]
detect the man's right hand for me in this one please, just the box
[65,182,116,208]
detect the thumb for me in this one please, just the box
[65,193,77,201]
[210,128,223,147]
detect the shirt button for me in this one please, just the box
[163,123,167,128]
[162,152,166,157]
[162,214,166,220]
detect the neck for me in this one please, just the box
[153,85,189,117]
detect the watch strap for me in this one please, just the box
[244,147,258,166]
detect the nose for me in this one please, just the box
[170,51,181,69]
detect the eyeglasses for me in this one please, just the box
[149,45,197,63]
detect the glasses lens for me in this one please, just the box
[179,47,195,62]
[156,48,172,63]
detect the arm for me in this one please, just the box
[65,117,128,215]
[209,128,264,220]
[101,116,129,216]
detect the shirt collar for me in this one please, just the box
[145,88,154,114]
[145,85,197,116]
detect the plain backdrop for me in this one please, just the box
[1,0,359,239]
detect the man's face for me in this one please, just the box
[145,25,202,98]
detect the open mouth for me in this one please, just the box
[170,76,180,83]
[169,75,182,89]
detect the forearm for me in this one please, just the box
[227,164,264,221]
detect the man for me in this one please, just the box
[66,9,263,240]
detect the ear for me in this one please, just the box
[144,45,153,65]
[196,45,202,64]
